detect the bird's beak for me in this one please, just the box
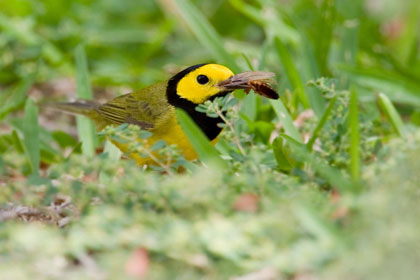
[217,71,279,99]
[217,71,275,90]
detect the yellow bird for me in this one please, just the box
[55,64,277,165]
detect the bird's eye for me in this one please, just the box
[197,74,209,85]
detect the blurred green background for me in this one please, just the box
[1,0,419,98]
[1,0,420,279]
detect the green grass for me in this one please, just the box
[377,92,407,138]
[176,108,227,168]
[22,99,40,175]
[274,37,310,109]
[1,0,420,279]
[74,45,97,157]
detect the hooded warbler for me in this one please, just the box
[55,63,278,165]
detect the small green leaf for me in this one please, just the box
[195,106,208,113]
[52,131,78,148]
[222,98,238,111]
[0,75,34,120]
[139,130,153,139]
[115,123,129,131]
[272,137,294,171]
[39,149,60,165]
[11,130,24,153]
[110,135,130,144]
[150,140,167,151]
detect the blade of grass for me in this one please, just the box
[377,93,407,138]
[241,53,254,70]
[75,45,96,157]
[22,99,40,175]
[270,99,302,143]
[241,94,257,121]
[174,0,240,73]
[228,0,265,26]
[175,109,227,168]
[0,155,4,176]
[0,75,34,120]
[307,96,338,151]
[398,0,420,65]
[11,130,25,153]
[337,22,359,67]
[274,37,310,109]
[257,40,270,70]
[349,87,360,182]
[296,28,325,117]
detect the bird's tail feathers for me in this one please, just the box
[44,100,97,115]
[43,100,105,125]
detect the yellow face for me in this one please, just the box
[176,64,234,104]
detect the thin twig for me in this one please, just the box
[142,148,174,176]
[214,103,246,155]
[118,131,175,175]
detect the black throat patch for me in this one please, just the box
[166,64,230,141]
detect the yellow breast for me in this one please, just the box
[111,108,219,166]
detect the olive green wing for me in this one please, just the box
[97,82,170,130]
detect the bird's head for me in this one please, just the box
[166,63,278,110]
[167,63,235,107]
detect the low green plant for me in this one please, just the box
[1,0,419,279]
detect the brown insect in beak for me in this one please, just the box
[217,71,279,99]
